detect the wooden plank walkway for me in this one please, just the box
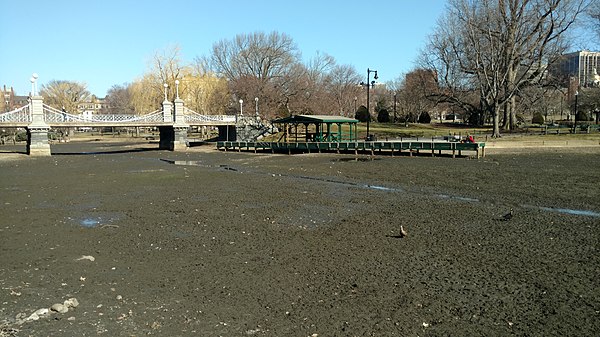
[216,141,486,158]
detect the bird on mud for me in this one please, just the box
[399,225,408,238]
[502,208,514,221]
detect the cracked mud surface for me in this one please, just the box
[1,142,599,336]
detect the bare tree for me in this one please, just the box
[422,0,588,137]
[208,31,302,117]
[210,31,300,82]
[587,1,600,39]
[329,64,362,117]
[400,69,440,122]
[104,84,134,114]
[151,45,185,100]
[39,80,91,113]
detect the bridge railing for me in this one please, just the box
[0,102,236,126]
[0,105,30,123]
[183,107,236,124]
[43,104,163,124]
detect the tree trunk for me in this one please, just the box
[502,101,509,129]
[492,102,501,138]
[509,95,517,130]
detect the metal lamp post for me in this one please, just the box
[360,68,378,140]
[573,91,578,133]
[393,93,397,123]
[239,99,244,116]
[30,73,39,97]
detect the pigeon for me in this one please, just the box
[399,225,408,238]
[502,208,514,221]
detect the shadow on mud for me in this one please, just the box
[53,147,162,156]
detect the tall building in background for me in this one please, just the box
[551,50,600,88]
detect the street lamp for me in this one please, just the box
[393,92,397,123]
[175,80,180,99]
[360,68,378,140]
[573,90,578,133]
[239,99,244,116]
[255,97,259,116]
[163,83,168,101]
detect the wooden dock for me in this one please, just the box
[216,141,486,158]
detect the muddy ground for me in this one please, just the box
[0,140,599,336]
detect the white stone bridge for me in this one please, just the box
[0,95,239,155]
[0,103,235,128]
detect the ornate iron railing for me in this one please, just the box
[43,104,163,123]
[0,105,30,123]
[0,104,236,126]
[183,107,235,124]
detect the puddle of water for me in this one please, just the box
[69,212,122,228]
[127,169,166,173]
[436,194,480,203]
[337,157,381,162]
[522,204,600,218]
[81,218,101,228]
[161,159,206,166]
[365,185,397,192]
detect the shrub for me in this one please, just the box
[418,112,431,124]
[575,111,592,121]
[377,109,390,123]
[531,112,545,124]
[355,106,370,122]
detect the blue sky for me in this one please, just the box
[0,0,447,97]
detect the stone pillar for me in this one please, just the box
[172,98,189,151]
[162,100,173,122]
[173,98,186,126]
[26,96,51,156]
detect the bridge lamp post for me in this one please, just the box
[255,97,259,116]
[30,74,39,97]
[32,73,39,96]
[163,83,168,101]
[239,99,244,116]
[360,68,378,141]
[175,80,180,99]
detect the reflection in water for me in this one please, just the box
[70,213,122,228]
[80,218,100,227]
